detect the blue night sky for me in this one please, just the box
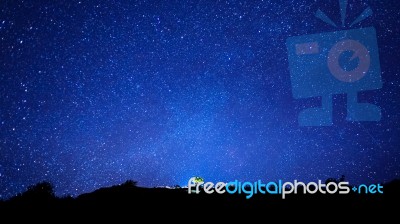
[0,0,399,198]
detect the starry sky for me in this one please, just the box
[1,0,399,199]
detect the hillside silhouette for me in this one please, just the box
[1,178,399,214]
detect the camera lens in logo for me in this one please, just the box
[327,39,371,83]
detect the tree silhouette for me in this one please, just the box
[15,181,56,203]
[121,180,138,188]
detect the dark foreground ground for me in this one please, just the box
[1,179,399,217]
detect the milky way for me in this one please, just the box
[1,0,399,198]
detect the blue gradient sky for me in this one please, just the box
[0,0,399,198]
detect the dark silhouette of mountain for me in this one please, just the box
[1,178,399,215]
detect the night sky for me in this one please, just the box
[1,0,399,199]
